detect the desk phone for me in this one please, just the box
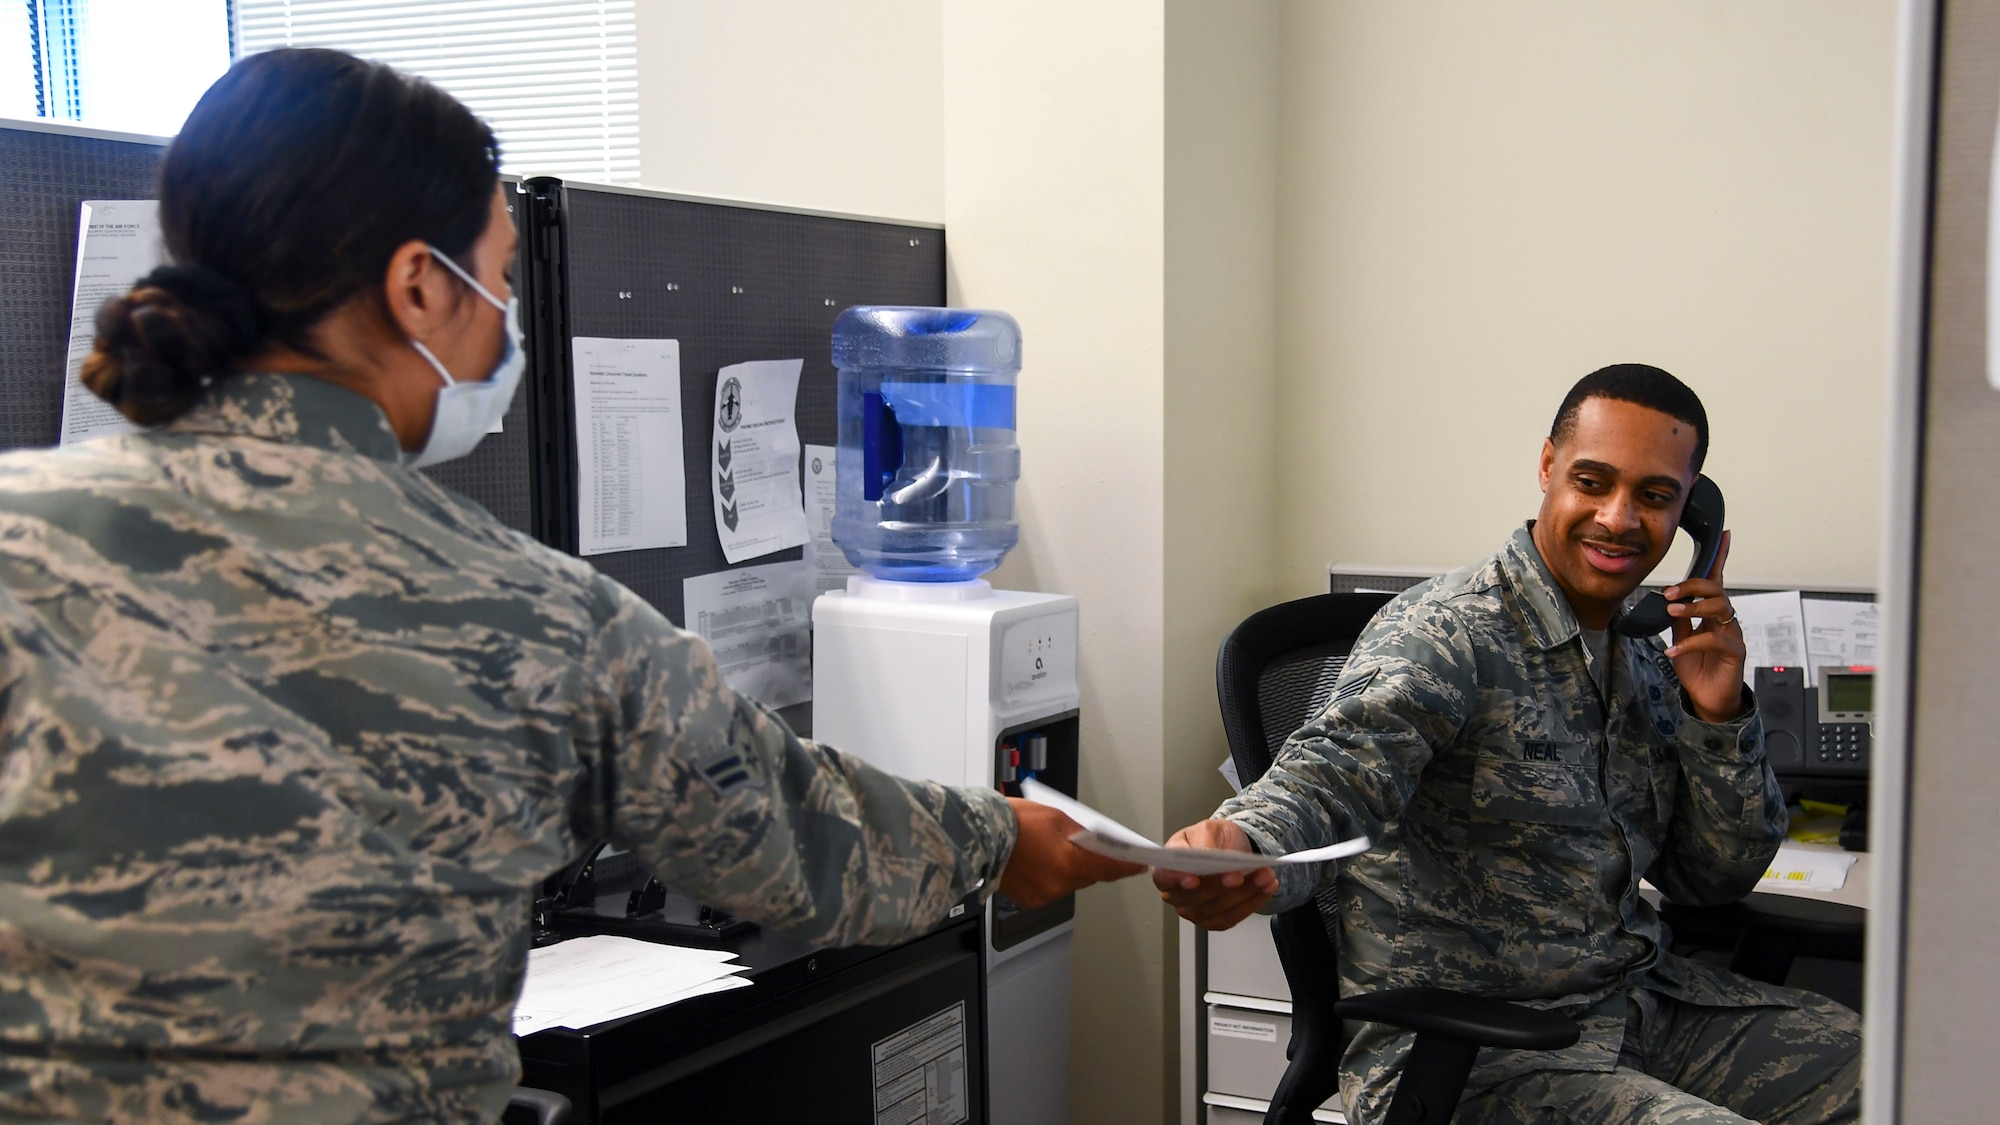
[1754,664,1873,779]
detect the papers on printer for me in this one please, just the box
[1020,778,1370,875]
[512,935,753,1034]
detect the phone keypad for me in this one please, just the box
[1816,722,1870,764]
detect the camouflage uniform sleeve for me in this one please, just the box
[1214,596,1478,912]
[1645,678,1788,907]
[577,577,1018,948]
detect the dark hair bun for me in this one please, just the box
[81,264,263,427]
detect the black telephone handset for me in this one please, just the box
[1613,474,1726,639]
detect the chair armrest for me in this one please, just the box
[1334,987,1580,1051]
[504,1087,572,1125]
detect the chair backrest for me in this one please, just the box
[1213,592,1395,1100]
[1216,592,1396,785]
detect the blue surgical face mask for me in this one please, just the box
[405,244,525,469]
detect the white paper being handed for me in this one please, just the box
[1020,778,1369,875]
[711,359,809,564]
[61,200,165,444]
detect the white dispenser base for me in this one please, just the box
[813,577,1081,1125]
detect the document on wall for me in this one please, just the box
[711,359,809,564]
[1802,598,1881,681]
[1726,590,1809,684]
[802,443,860,599]
[572,337,688,556]
[60,200,166,445]
[684,559,814,709]
[1020,778,1371,874]
[511,936,752,1034]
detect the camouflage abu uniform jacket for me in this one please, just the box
[0,373,1015,1124]
[1217,525,1790,1117]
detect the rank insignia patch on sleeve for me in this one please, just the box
[1332,667,1378,704]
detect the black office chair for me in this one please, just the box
[1216,593,1579,1125]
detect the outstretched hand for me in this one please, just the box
[1663,529,1749,723]
[1151,819,1278,931]
[999,798,1147,908]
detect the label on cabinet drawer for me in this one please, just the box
[1210,1014,1279,1042]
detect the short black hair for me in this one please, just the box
[1549,363,1709,473]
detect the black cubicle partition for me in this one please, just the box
[520,178,944,624]
[0,121,538,535]
[0,123,163,453]
[0,125,947,623]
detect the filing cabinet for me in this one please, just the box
[1185,919,1346,1124]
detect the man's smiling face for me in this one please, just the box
[1530,395,1701,629]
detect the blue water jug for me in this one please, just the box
[830,307,1022,582]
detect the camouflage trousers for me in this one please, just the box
[1453,987,1861,1124]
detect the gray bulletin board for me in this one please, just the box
[522,179,945,625]
[0,121,535,535]
[0,122,163,449]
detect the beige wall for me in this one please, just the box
[1163,0,1281,922]
[1272,1,1899,594]
[633,0,944,220]
[1163,0,1283,1115]
[943,4,1170,1119]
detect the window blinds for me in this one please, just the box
[235,0,637,183]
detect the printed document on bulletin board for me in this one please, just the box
[61,200,163,445]
[711,359,809,564]
[573,337,688,556]
[803,443,860,598]
[684,560,813,709]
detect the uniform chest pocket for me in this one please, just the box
[1469,744,1606,827]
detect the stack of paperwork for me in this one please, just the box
[512,935,754,1035]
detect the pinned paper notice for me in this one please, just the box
[573,337,688,556]
[1759,844,1859,892]
[711,359,809,564]
[61,200,166,444]
[1020,778,1370,874]
[1802,599,1880,683]
[684,560,813,709]
[802,443,860,599]
[1726,591,1809,685]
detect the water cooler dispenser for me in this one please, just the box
[811,308,1080,1124]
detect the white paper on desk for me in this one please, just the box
[1727,591,1808,684]
[512,935,751,1032]
[711,359,809,564]
[802,443,860,599]
[1020,778,1370,874]
[1802,599,1880,682]
[1760,844,1859,892]
[61,201,166,445]
[573,337,688,556]
[684,559,814,709]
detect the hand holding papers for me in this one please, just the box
[1020,778,1370,875]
